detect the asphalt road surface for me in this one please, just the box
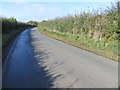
[3,27,118,88]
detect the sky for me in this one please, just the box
[1,0,116,22]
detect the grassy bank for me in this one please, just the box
[38,29,118,61]
[1,17,35,58]
[38,2,119,61]
[3,27,29,50]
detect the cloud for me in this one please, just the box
[2,1,62,22]
[2,2,115,22]
[2,0,116,2]
[2,0,27,2]
[24,4,60,16]
[12,3,61,22]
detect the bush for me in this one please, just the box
[37,2,119,61]
[38,2,119,41]
[1,17,34,55]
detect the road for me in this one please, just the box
[3,27,118,88]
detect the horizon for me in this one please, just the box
[1,1,115,22]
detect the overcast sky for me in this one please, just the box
[1,0,116,22]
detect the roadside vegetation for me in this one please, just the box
[38,2,119,61]
[27,20,39,26]
[1,17,35,58]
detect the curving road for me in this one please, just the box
[3,27,118,88]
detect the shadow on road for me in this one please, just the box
[2,28,61,88]
[30,29,62,88]
[30,50,62,88]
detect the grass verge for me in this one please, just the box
[2,27,31,59]
[38,29,119,62]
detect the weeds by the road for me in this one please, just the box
[39,30,118,61]
[38,2,119,61]
[1,17,34,57]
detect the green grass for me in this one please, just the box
[2,27,31,55]
[38,29,118,61]
[1,17,34,58]
[37,2,119,61]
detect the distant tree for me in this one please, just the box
[27,21,39,26]
[42,20,47,22]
